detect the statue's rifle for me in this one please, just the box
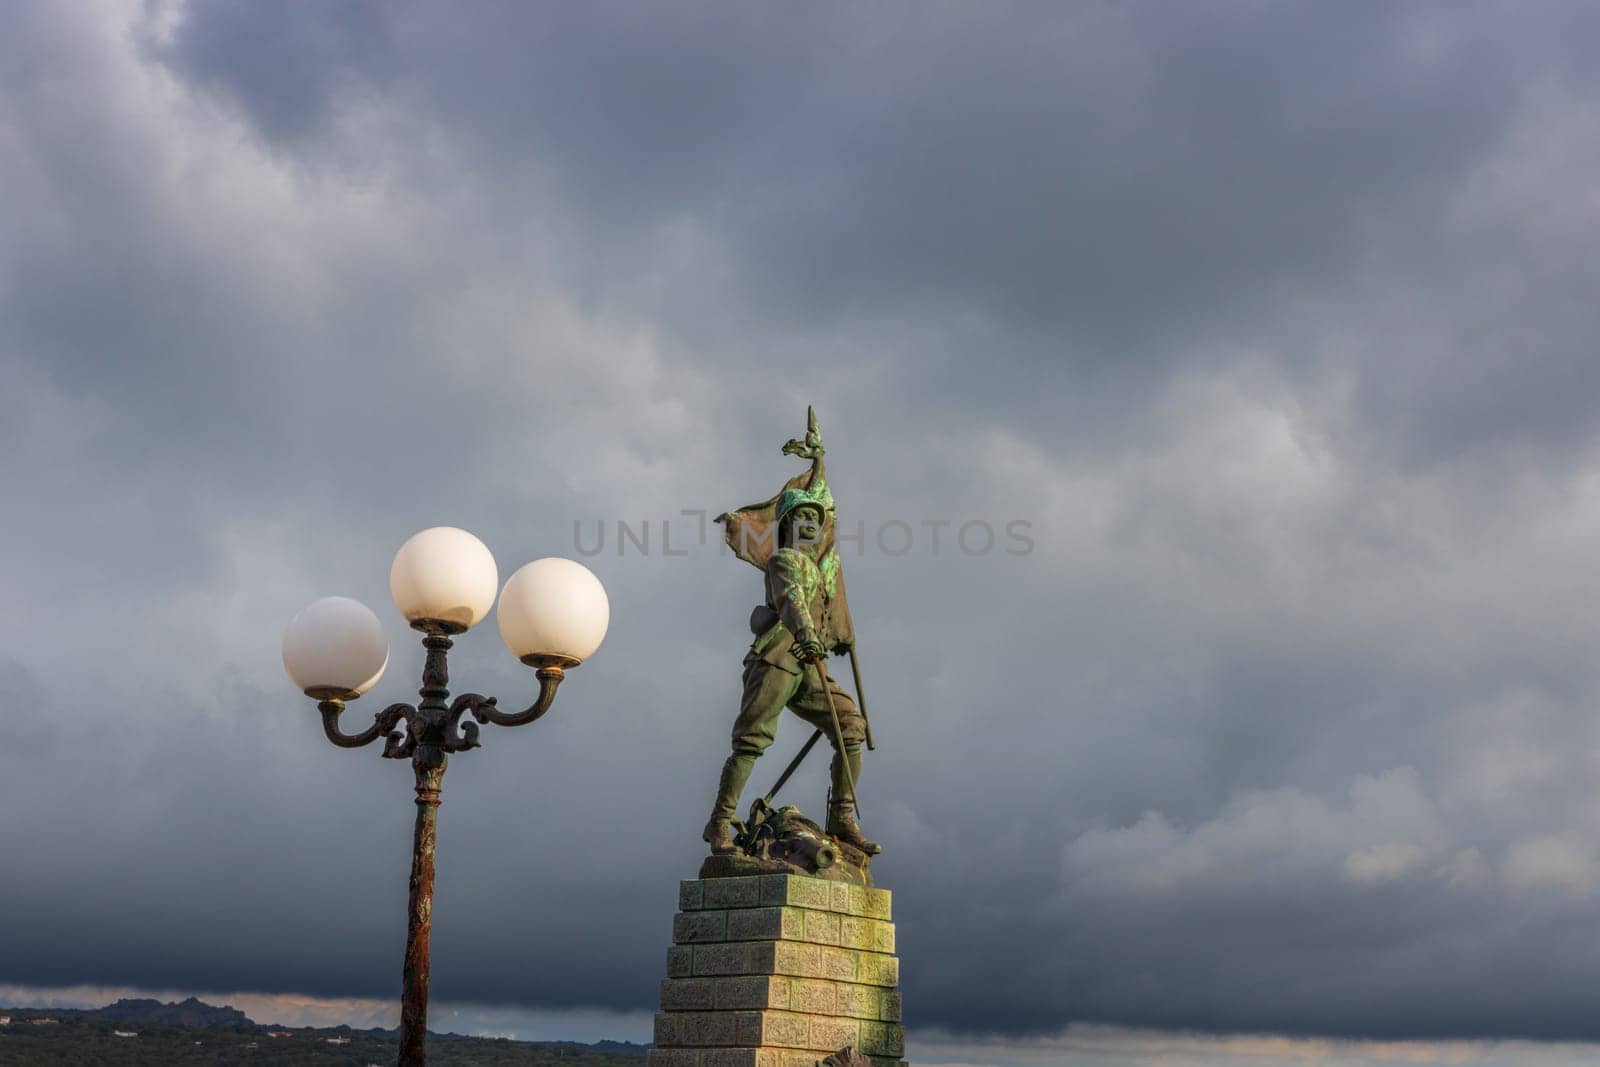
[761,729,824,809]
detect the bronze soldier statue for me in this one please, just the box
[708,409,879,857]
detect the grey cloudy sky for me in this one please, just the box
[7,1,1600,1063]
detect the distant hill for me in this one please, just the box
[90,996,252,1028]
[0,1000,647,1066]
[592,1040,650,1054]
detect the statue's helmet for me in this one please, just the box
[776,484,834,524]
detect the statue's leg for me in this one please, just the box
[705,654,801,852]
[825,742,878,854]
[705,754,757,854]
[790,664,878,854]
[789,661,865,752]
[829,743,864,812]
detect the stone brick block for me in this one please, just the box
[759,874,833,911]
[830,881,852,913]
[880,991,902,1023]
[846,885,891,920]
[786,977,836,1015]
[873,922,895,955]
[727,906,803,942]
[839,915,872,951]
[647,1049,699,1067]
[694,942,767,976]
[772,940,821,978]
[737,1010,816,1049]
[702,1051,782,1067]
[853,951,897,987]
[667,1011,743,1047]
[780,1053,821,1067]
[655,1013,681,1047]
[819,946,856,983]
[809,1015,860,1052]
[668,946,694,978]
[704,876,763,909]
[802,909,841,946]
[680,881,706,911]
[676,910,730,943]
[661,978,716,1011]
[713,975,789,1011]
[858,1022,904,1058]
[834,983,879,1020]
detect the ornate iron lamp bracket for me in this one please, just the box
[317,700,415,757]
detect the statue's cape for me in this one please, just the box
[717,489,785,570]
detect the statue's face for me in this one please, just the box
[787,507,826,556]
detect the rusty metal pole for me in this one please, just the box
[399,758,443,1067]
[397,633,453,1067]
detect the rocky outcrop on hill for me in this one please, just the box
[91,997,252,1028]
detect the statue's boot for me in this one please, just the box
[827,744,880,855]
[703,752,756,854]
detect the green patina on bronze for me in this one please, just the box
[820,551,840,601]
[707,408,880,872]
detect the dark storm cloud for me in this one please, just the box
[145,0,1600,457]
[8,0,1600,1048]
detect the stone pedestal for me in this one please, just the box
[649,874,906,1067]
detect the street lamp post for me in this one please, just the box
[282,527,609,1067]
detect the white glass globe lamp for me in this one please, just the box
[496,558,609,669]
[282,596,390,701]
[389,527,499,634]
